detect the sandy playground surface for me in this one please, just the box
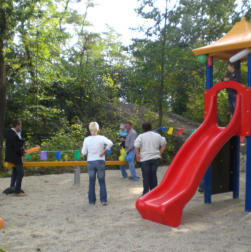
[0,166,251,252]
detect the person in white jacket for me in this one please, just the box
[81,122,113,205]
[134,122,166,195]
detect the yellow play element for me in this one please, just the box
[193,17,251,61]
[119,148,127,161]
[4,162,15,168]
[5,160,133,168]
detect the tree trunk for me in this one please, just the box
[0,10,7,170]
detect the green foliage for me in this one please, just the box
[161,133,177,164]
[2,0,251,172]
[217,89,231,126]
[25,122,87,161]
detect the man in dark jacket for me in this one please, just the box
[5,119,25,196]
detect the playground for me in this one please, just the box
[0,165,250,252]
[1,2,251,251]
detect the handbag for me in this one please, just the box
[125,151,133,162]
[119,148,126,161]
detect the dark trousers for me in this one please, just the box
[227,89,236,116]
[141,159,160,195]
[10,164,24,193]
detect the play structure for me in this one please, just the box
[4,145,131,186]
[4,160,131,186]
[0,217,4,229]
[136,17,251,227]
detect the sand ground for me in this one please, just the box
[0,166,251,252]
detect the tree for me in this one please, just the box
[0,4,7,168]
[128,0,250,126]
[133,0,169,127]
[0,0,18,168]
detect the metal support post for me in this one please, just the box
[74,166,80,185]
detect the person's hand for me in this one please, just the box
[99,150,106,157]
[224,77,230,81]
[136,153,141,162]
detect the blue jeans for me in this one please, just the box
[141,159,159,195]
[120,165,128,178]
[126,150,138,180]
[87,160,107,204]
[10,164,24,194]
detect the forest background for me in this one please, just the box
[0,0,250,172]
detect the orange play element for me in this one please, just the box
[4,147,40,168]
[25,146,40,154]
[0,218,4,229]
[192,17,251,61]
[136,81,251,227]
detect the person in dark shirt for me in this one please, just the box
[223,60,241,116]
[5,119,26,196]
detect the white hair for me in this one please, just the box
[89,122,99,134]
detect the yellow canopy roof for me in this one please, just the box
[192,17,251,61]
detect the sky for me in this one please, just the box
[72,0,145,45]
[71,0,173,46]
[70,0,245,46]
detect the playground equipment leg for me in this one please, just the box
[233,136,240,199]
[204,58,213,204]
[74,166,81,185]
[204,165,212,203]
[246,53,251,211]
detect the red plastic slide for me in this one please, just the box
[136,81,251,227]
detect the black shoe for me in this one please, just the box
[198,188,204,193]
[101,202,107,206]
[2,187,15,195]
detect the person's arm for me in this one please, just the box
[100,137,113,157]
[81,139,87,156]
[234,70,241,83]
[126,131,137,153]
[159,136,167,158]
[12,133,21,156]
[134,135,141,161]
[160,144,166,158]
[135,147,141,162]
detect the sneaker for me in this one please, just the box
[129,176,139,181]
[101,202,107,206]
[14,192,25,197]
